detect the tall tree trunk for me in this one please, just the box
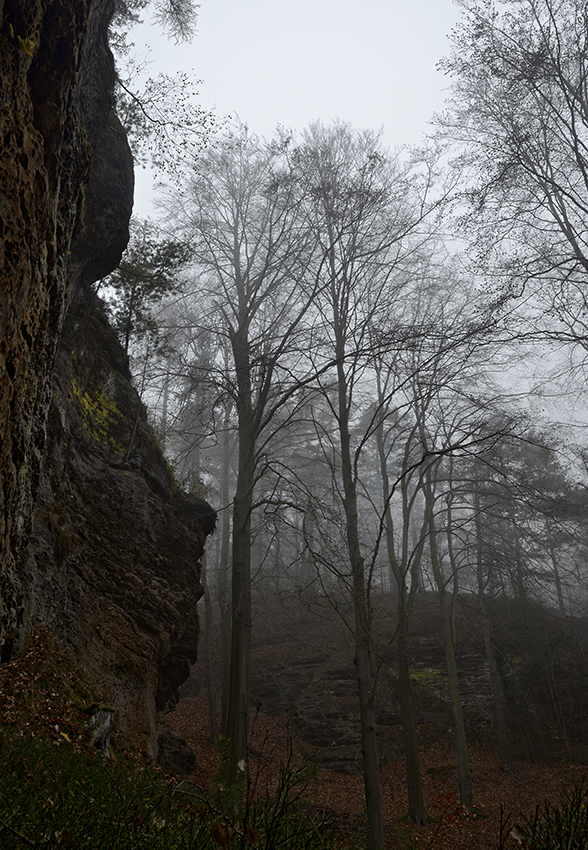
[397,606,429,824]
[426,479,473,809]
[437,583,473,808]
[225,440,254,783]
[186,443,219,743]
[474,473,513,772]
[354,616,384,850]
[477,583,513,771]
[225,327,256,784]
[338,360,385,850]
[348,510,385,850]
[201,554,218,742]
[218,421,234,735]
[375,412,428,825]
[547,528,566,615]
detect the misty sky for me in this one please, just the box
[131,0,461,212]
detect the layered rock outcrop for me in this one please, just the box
[1,0,129,655]
[26,285,215,756]
[0,0,214,758]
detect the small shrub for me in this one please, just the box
[500,780,588,850]
[208,733,337,850]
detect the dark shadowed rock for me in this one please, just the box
[0,0,131,655]
[1,0,215,760]
[25,285,215,755]
[157,726,197,775]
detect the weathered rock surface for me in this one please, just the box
[0,0,215,760]
[25,285,215,756]
[0,0,130,655]
[188,596,494,774]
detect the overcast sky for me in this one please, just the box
[131,0,461,213]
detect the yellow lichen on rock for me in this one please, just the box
[69,378,122,449]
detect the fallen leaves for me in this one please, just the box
[210,820,234,847]
[170,694,583,850]
[0,627,94,752]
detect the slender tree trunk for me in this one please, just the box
[185,444,218,743]
[354,619,384,850]
[426,482,473,809]
[511,523,526,601]
[226,327,255,784]
[397,605,429,824]
[218,422,234,735]
[548,541,566,615]
[201,555,218,743]
[160,356,170,447]
[375,412,428,825]
[474,474,513,772]
[225,442,254,782]
[478,585,513,771]
[437,584,473,808]
[348,514,385,850]
[123,283,137,355]
[338,360,385,850]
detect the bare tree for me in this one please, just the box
[439,0,588,340]
[374,385,431,825]
[383,275,516,808]
[167,128,318,782]
[294,121,435,850]
[369,256,487,823]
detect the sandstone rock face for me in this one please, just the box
[0,0,214,759]
[26,286,215,756]
[0,0,129,655]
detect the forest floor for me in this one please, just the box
[169,692,584,850]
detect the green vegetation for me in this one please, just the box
[0,735,195,849]
[0,734,338,850]
[102,221,191,356]
[0,630,339,849]
[500,782,588,850]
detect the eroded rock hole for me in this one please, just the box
[1,636,14,664]
[20,322,32,348]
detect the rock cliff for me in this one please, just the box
[0,0,214,759]
[1,0,129,655]
[26,284,215,756]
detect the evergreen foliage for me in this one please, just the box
[103,220,191,355]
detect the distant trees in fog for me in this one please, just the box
[102,3,588,844]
